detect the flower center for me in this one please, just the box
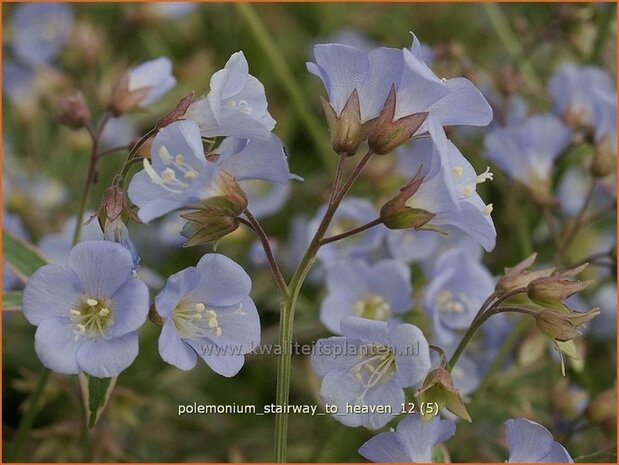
[143,145,199,194]
[70,297,114,340]
[354,294,391,320]
[226,98,254,115]
[351,345,396,396]
[172,300,223,339]
[435,290,471,315]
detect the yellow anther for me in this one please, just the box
[452,166,463,177]
[208,319,219,328]
[98,308,110,317]
[206,309,217,320]
[86,298,98,307]
[195,303,206,312]
[462,185,473,197]
[70,309,81,316]
[483,203,494,216]
[184,170,198,180]
[214,327,223,337]
[175,154,185,166]
[161,168,176,183]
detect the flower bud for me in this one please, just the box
[495,253,554,293]
[535,307,600,342]
[527,177,557,209]
[380,168,435,230]
[180,172,248,246]
[55,91,90,129]
[527,273,593,307]
[417,366,471,422]
[108,72,151,116]
[368,85,429,155]
[321,89,367,157]
[590,136,616,178]
[158,92,195,129]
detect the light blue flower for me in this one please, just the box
[424,248,494,345]
[2,61,36,105]
[239,180,290,219]
[307,43,405,122]
[548,63,614,126]
[320,27,376,53]
[3,209,29,290]
[505,418,573,462]
[358,414,456,462]
[154,254,260,376]
[312,317,431,429]
[311,197,386,266]
[157,212,186,247]
[592,90,617,153]
[590,283,617,339]
[127,57,176,107]
[22,241,149,377]
[100,116,137,149]
[320,259,412,334]
[556,166,613,216]
[10,2,74,66]
[396,126,497,251]
[248,239,279,268]
[485,114,571,187]
[186,51,276,140]
[384,229,440,265]
[128,120,295,222]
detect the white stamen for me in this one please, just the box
[476,167,494,184]
[195,303,206,313]
[99,307,110,317]
[184,170,198,180]
[452,166,463,177]
[175,154,185,166]
[441,77,448,84]
[86,298,98,307]
[161,168,176,183]
[159,145,172,165]
[208,318,219,328]
[462,185,473,197]
[214,327,223,337]
[483,203,494,215]
[70,309,81,316]
[143,158,164,184]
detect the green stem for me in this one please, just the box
[11,112,112,461]
[8,369,51,461]
[589,4,614,63]
[274,151,372,461]
[482,3,544,95]
[235,3,335,172]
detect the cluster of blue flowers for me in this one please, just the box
[6,5,614,461]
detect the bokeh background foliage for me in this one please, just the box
[2,2,617,462]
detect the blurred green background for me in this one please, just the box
[2,2,616,462]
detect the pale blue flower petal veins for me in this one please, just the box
[159,318,198,371]
[506,418,573,463]
[108,279,150,337]
[11,2,74,66]
[34,316,81,374]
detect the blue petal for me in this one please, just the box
[155,267,200,318]
[23,263,82,325]
[358,431,410,462]
[127,170,184,223]
[187,254,251,307]
[320,291,359,334]
[128,57,176,105]
[68,241,134,298]
[76,332,139,378]
[396,414,456,462]
[34,316,80,374]
[428,77,493,127]
[389,322,431,387]
[218,134,293,184]
[209,296,260,350]
[340,317,390,345]
[506,418,556,462]
[109,278,149,337]
[367,260,412,314]
[151,120,206,172]
[311,337,363,377]
[186,338,246,377]
[309,44,369,115]
[159,318,198,370]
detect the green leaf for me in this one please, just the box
[78,373,117,429]
[2,291,22,311]
[2,231,47,282]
